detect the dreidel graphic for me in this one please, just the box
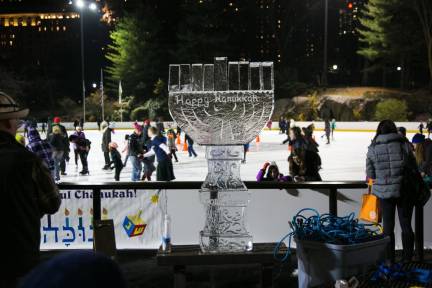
[123,210,147,237]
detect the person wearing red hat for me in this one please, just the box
[50,116,69,175]
[0,92,60,287]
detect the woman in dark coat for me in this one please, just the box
[366,120,417,263]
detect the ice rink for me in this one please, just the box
[58,129,418,183]
[39,128,432,249]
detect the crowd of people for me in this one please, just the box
[13,115,205,183]
[2,89,432,286]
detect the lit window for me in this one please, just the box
[56,26,60,31]
[63,26,66,31]
[9,41,13,46]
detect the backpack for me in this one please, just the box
[400,143,431,207]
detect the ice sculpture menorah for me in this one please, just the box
[168,57,274,253]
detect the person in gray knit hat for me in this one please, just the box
[0,92,61,288]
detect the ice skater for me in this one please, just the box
[256,162,292,182]
[48,126,67,181]
[242,142,250,164]
[101,121,113,170]
[185,133,197,157]
[419,122,424,135]
[278,116,287,134]
[50,117,69,176]
[266,120,272,130]
[427,120,432,138]
[109,142,123,181]
[70,126,90,175]
[143,127,175,181]
[129,123,144,181]
[323,119,331,144]
[167,127,178,162]
[331,119,336,140]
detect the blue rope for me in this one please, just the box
[371,262,432,285]
[273,208,382,262]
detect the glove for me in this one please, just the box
[262,162,270,170]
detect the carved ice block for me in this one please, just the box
[168,57,274,253]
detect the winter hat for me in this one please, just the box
[53,117,61,124]
[412,133,426,144]
[0,92,29,120]
[398,127,407,136]
[101,121,108,129]
[108,122,115,129]
[134,123,143,132]
[109,142,118,149]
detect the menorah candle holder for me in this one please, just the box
[168,57,274,253]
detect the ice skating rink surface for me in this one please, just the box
[60,129,418,182]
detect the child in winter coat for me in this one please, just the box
[257,161,292,182]
[167,128,178,162]
[109,142,123,181]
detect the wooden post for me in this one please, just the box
[93,188,101,221]
[329,188,337,216]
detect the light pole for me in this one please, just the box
[322,0,329,86]
[75,0,97,122]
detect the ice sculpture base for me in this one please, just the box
[200,231,253,253]
[199,146,252,253]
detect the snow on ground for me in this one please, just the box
[57,129,419,183]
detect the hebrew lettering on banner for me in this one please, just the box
[40,189,165,249]
[168,57,274,253]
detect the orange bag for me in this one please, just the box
[359,181,381,223]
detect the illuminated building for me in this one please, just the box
[0,0,108,103]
